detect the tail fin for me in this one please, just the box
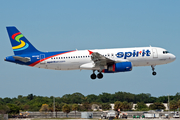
[6,26,39,55]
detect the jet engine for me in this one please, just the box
[102,62,132,73]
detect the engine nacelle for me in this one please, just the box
[102,62,132,73]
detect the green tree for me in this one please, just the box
[39,104,49,112]
[23,105,30,111]
[177,99,180,109]
[82,102,91,111]
[114,101,123,111]
[3,98,12,104]
[27,94,34,100]
[122,101,133,111]
[86,94,98,103]
[174,92,180,101]
[0,105,10,114]
[61,94,71,104]
[72,104,78,118]
[135,102,148,111]
[135,93,151,103]
[102,103,111,110]
[62,104,71,117]
[156,96,168,103]
[170,100,178,111]
[99,93,112,103]
[71,93,85,104]
[7,103,20,115]
[113,92,135,103]
[59,103,65,111]
[149,102,165,110]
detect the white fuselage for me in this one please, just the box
[35,47,176,71]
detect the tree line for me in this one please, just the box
[0,91,180,115]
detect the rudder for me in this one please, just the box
[6,26,39,55]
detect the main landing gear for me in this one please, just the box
[151,65,157,76]
[91,70,103,79]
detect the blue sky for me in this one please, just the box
[0,0,179,98]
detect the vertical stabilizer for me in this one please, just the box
[6,27,39,55]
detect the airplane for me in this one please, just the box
[4,26,176,79]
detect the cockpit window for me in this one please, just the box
[163,51,169,54]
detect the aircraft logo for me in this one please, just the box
[11,32,29,51]
[117,49,151,59]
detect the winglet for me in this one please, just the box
[88,50,93,55]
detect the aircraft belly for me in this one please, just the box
[131,58,167,67]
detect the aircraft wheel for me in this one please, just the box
[97,73,103,79]
[152,71,157,76]
[91,74,96,79]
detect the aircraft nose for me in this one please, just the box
[170,54,176,61]
[172,55,176,60]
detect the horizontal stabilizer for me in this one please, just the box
[13,56,30,63]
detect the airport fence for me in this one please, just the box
[19,111,176,119]
[20,111,102,118]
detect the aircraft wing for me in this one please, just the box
[13,56,30,63]
[91,52,115,66]
[91,51,129,69]
[80,50,129,70]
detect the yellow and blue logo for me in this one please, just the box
[11,32,29,51]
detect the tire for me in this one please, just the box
[152,71,157,75]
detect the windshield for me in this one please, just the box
[163,51,169,54]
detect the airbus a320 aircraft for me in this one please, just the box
[4,27,176,79]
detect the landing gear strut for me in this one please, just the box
[151,65,157,76]
[90,71,103,79]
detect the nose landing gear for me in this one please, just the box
[90,71,103,79]
[151,65,157,76]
